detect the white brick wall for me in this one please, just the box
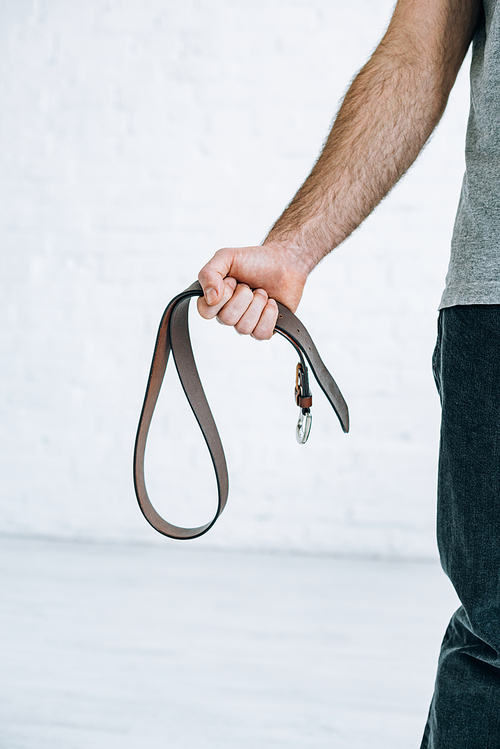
[0,0,470,557]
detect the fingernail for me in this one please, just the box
[205,287,217,305]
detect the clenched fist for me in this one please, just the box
[197,243,311,339]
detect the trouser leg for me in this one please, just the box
[420,305,500,749]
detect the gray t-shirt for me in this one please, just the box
[439,0,500,309]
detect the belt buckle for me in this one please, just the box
[295,362,312,444]
[296,409,312,444]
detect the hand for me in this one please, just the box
[197,243,310,339]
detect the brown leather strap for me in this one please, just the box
[133,280,349,540]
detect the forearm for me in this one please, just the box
[266,0,480,271]
[266,57,445,266]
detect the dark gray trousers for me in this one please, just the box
[421,305,500,749]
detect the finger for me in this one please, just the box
[216,283,254,327]
[197,277,237,320]
[198,248,235,307]
[234,289,269,336]
[251,299,279,341]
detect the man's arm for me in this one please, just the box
[198,0,482,338]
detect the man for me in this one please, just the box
[197,1,498,746]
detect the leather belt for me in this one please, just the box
[133,280,349,540]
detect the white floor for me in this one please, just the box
[0,537,459,749]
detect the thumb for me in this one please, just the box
[198,248,235,306]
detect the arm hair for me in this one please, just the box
[266,0,483,269]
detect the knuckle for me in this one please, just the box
[235,321,252,336]
[252,327,272,341]
[237,283,252,298]
[217,307,238,326]
[221,286,236,306]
